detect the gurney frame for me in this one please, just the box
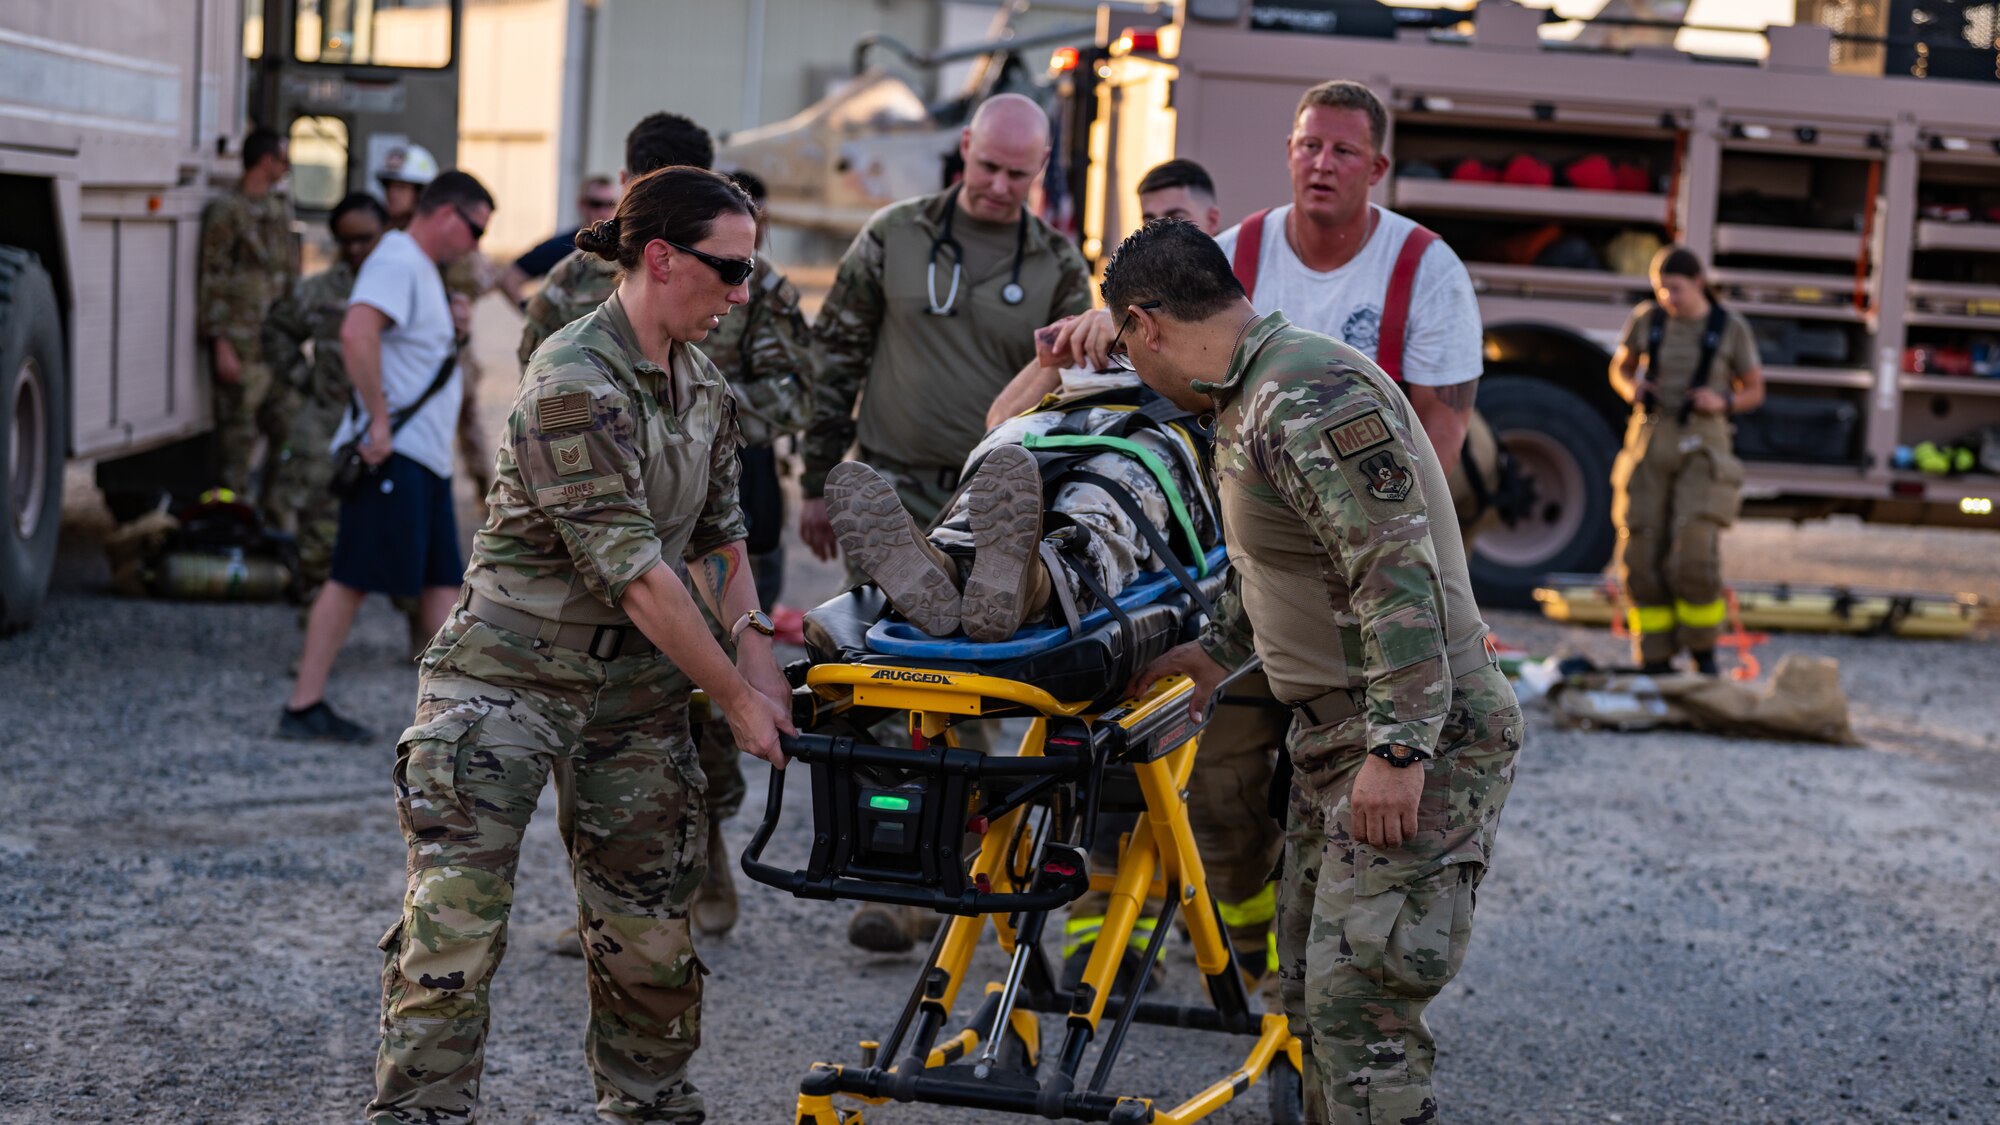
[740,661,1305,1124]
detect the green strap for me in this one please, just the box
[1019,432,1208,576]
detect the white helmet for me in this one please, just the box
[377,143,439,187]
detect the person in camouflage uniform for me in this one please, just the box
[366,168,793,1125]
[1117,220,1522,1125]
[799,93,1094,562]
[518,112,715,369]
[198,127,297,510]
[263,193,389,599]
[443,250,500,508]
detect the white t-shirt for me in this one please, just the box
[1213,203,1482,388]
[331,229,461,479]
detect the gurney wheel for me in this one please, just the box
[1266,1054,1304,1125]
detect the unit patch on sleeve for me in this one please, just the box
[550,435,592,475]
[535,391,593,434]
[1358,450,1414,502]
[1322,410,1392,460]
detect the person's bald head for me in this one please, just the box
[957,93,1051,223]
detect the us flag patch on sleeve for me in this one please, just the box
[1322,410,1392,459]
[535,391,593,433]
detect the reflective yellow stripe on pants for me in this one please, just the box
[1062,914,1157,958]
[1675,597,1727,628]
[1627,604,1676,635]
[1216,882,1276,929]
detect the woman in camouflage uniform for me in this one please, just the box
[366,167,794,1125]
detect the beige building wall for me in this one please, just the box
[584,0,941,175]
[459,0,573,256]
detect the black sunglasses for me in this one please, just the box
[1106,300,1164,372]
[453,205,486,241]
[665,239,756,287]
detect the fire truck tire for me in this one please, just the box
[1467,375,1617,609]
[0,247,65,634]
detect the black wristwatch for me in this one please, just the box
[1368,744,1426,768]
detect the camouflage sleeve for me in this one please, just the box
[1048,237,1094,321]
[687,391,749,559]
[1267,399,1451,756]
[518,253,578,369]
[1197,567,1258,672]
[731,279,816,446]
[261,289,311,388]
[802,219,889,496]
[196,198,237,341]
[513,371,665,609]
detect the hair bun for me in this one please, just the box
[575,217,621,260]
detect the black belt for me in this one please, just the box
[465,592,658,660]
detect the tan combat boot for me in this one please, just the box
[848,902,943,954]
[691,817,739,937]
[826,461,962,636]
[960,445,1049,643]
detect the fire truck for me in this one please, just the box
[1069,0,2000,605]
[0,0,459,631]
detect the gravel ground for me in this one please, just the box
[3,302,1997,1123]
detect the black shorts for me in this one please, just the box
[329,453,463,597]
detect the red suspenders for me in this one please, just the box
[1227,208,1440,383]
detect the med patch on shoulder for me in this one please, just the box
[535,391,593,434]
[1322,410,1392,460]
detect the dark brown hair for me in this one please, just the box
[1650,244,1717,300]
[574,166,754,271]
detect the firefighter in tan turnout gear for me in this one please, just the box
[1608,245,1765,673]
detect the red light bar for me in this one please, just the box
[1116,28,1160,54]
[1050,45,1080,72]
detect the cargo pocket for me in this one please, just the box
[1343,856,1481,1000]
[1693,447,1746,527]
[393,700,490,846]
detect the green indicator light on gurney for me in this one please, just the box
[868,795,912,811]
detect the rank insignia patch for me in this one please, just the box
[535,391,592,433]
[1323,410,1392,459]
[551,435,591,475]
[1359,450,1413,503]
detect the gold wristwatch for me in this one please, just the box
[730,610,776,642]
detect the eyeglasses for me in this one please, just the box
[665,239,756,287]
[453,205,486,242]
[1106,301,1163,372]
[582,196,619,211]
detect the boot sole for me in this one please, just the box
[961,445,1044,643]
[826,462,960,637]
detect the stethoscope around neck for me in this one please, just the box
[927,184,1028,316]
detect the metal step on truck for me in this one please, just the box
[0,0,459,632]
[1061,0,2000,606]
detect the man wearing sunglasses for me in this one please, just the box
[1111,219,1520,1125]
[280,171,494,743]
[500,174,621,306]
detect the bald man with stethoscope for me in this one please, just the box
[800,94,1093,568]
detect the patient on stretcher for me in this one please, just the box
[826,367,1218,643]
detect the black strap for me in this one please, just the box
[1677,303,1730,425]
[348,349,461,439]
[1066,469,1217,621]
[1642,303,1729,423]
[1062,548,1131,637]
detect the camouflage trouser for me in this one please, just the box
[274,395,346,598]
[368,607,711,1125]
[212,354,292,505]
[1612,413,1744,665]
[455,345,496,505]
[1273,663,1522,1125]
[693,597,747,825]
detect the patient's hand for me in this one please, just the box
[1129,641,1229,722]
[1053,308,1118,372]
